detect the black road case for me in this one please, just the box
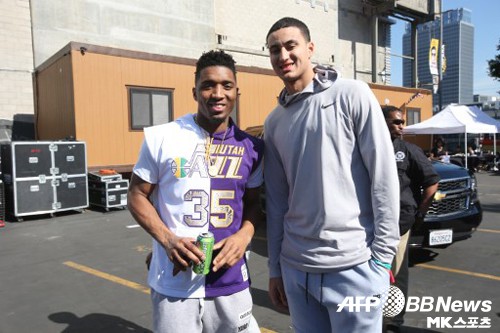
[1,141,88,219]
[89,178,129,210]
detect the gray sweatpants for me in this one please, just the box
[281,259,389,333]
[151,288,257,333]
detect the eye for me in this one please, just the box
[200,82,214,90]
[285,42,297,51]
[269,46,281,55]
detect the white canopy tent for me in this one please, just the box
[403,104,500,169]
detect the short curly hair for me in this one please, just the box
[195,50,237,83]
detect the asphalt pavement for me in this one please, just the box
[0,171,499,332]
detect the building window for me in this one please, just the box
[406,108,421,125]
[129,87,173,130]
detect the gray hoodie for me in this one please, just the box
[264,66,400,277]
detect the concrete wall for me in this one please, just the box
[0,0,34,119]
[337,0,390,81]
[30,0,215,67]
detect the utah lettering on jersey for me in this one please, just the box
[170,143,245,179]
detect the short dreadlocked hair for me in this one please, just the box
[195,50,237,83]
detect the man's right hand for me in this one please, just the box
[269,277,289,314]
[129,176,202,276]
[165,236,204,276]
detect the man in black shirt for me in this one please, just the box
[382,106,440,333]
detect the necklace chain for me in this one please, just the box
[194,115,228,166]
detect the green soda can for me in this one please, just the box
[193,231,215,275]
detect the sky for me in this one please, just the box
[390,0,500,96]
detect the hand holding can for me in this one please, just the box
[193,232,214,275]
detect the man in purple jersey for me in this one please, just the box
[128,50,264,333]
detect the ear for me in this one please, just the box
[307,42,315,59]
[192,87,197,101]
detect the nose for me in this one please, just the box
[279,47,289,61]
[211,84,223,98]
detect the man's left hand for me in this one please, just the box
[211,233,251,272]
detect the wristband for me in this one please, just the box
[371,258,392,270]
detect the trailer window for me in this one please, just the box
[129,87,173,130]
[406,108,421,125]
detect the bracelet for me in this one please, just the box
[371,258,392,270]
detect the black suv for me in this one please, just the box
[245,126,483,248]
[409,160,482,247]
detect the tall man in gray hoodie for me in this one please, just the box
[264,17,400,333]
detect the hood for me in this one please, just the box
[431,160,471,179]
[278,65,339,107]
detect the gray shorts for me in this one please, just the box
[151,288,256,333]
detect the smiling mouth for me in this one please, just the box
[280,62,294,72]
[208,102,226,112]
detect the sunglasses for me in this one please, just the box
[391,119,405,125]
